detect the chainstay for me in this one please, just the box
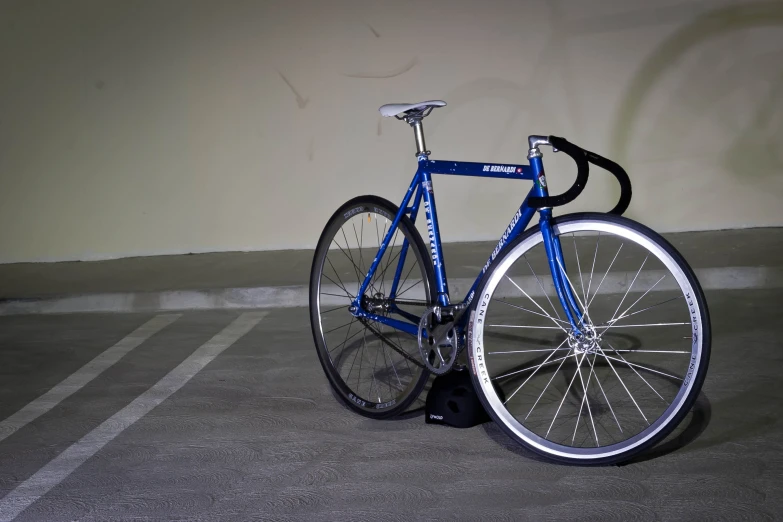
[387,299,429,307]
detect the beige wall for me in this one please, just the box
[1,0,781,263]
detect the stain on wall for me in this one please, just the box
[277,71,309,109]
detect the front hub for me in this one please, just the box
[568,324,599,355]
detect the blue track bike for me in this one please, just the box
[309,100,711,465]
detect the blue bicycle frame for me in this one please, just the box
[349,154,584,337]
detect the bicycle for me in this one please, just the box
[309,100,711,465]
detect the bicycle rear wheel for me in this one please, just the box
[310,196,435,418]
[469,213,710,464]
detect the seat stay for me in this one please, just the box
[353,171,421,305]
[388,182,423,300]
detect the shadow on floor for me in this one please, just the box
[475,391,713,466]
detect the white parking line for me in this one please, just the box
[0,314,181,444]
[0,311,266,522]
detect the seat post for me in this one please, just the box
[408,117,429,156]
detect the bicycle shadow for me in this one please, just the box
[479,390,712,466]
[472,329,714,465]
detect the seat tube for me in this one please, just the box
[420,170,449,306]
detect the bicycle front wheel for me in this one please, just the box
[310,196,435,418]
[469,213,710,465]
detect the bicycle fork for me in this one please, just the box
[539,211,585,335]
[529,156,585,336]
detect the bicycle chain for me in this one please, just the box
[357,318,425,369]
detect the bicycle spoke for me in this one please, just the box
[333,229,381,297]
[340,227,362,287]
[574,353,599,447]
[504,275,568,333]
[493,353,572,383]
[376,219,389,296]
[604,340,668,403]
[494,346,572,381]
[608,349,690,354]
[487,324,563,330]
[358,328,369,396]
[331,317,357,369]
[396,278,423,298]
[379,229,400,280]
[324,320,354,335]
[607,296,684,324]
[585,232,600,304]
[382,333,403,388]
[394,329,413,373]
[524,348,574,420]
[361,319,424,368]
[331,236,367,291]
[346,327,365,382]
[322,265,354,300]
[596,346,650,425]
[554,256,591,324]
[502,338,570,404]
[488,347,571,355]
[614,274,667,325]
[370,328,382,402]
[352,222,366,275]
[608,253,650,325]
[597,322,690,330]
[331,324,365,353]
[494,299,571,325]
[373,232,403,292]
[395,261,418,299]
[546,351,588,439]
[523,253,562,320]
[599,352,682,381]
[586,352,623,434]
[320,292,355,300]
[586,243,623,310]
[572,233,588,306]
[320,304,351,314]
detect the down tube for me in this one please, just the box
[462,187,538,309]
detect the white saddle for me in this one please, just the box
[379,100,447,118]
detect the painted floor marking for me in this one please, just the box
[0,314,181,443]
[0,311,266,522]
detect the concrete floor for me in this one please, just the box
[1,291,782,520]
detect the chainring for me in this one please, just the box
[417,306,460,375]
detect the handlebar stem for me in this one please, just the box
[527,135,551,159]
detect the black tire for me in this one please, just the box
[310,196,436,418]
[468,212,711,465]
